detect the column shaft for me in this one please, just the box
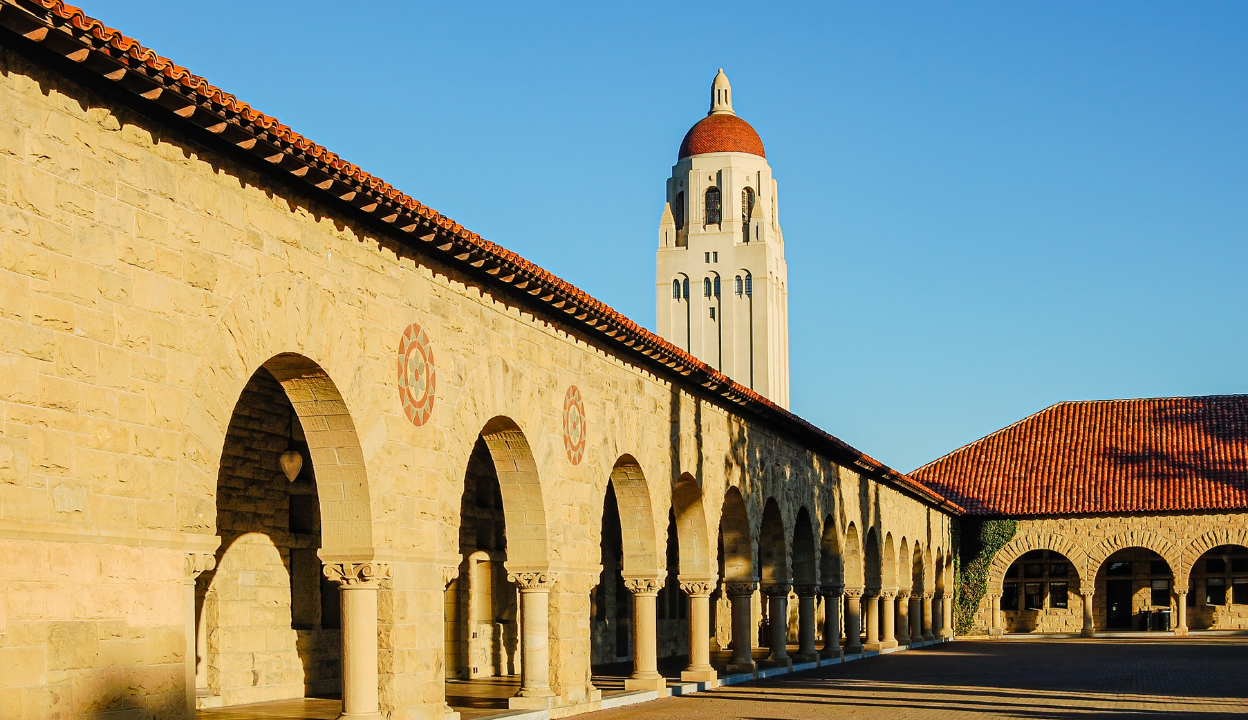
[763,585,792,668]
[921,594,935,641]
[896,593,910,645]
[843,590,864,653]
[794,586,818,663]
[625,576,665,692]
[183,553,214,720]
[820,587,843,658]
[990,594,1002,636]
[1081,592,1096,638]
[881,591,897,648]
[726,582,757,674]
[507,571,557,709]
[910,597,922,642]
[1175,591,1189,636]
[864,593,879,646]
[940,592,954,638]
[680,579,716,682]
[323,562,391,720]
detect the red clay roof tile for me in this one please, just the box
[911,395,1248,516]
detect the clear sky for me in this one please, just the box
[84,1,1247,472]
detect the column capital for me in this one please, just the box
[442,564,460,589]
[725,581,758,597]
[678,578,715,597]
[879,588,897,599]
[895,590,910,600]
[921,591,934,600]
[843,586,865,599]
[794,584,819,598]
[509,571,558,592]
[324,561,393,587]
[761,583,792,597]
[184,552,216,582]
[1079,590,1095,598]
[987,593,1001,600]
[1174,588,1188,597]
[624,575,665,595]
[820,584,845,597]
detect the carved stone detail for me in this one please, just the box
[726,581,758,597]
[442,565,460,588]
[879,588,897,599]
[761,583,792,597]
[323,561,393,587]
[821,584,845,597]
[843,587,865,599]
[679,580,714,597]
[793,584,819,598]
[922,591,934,600]
[184,552,216,580]
[624,576,665,595]
[508,571,557,591]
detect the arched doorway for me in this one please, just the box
[1188,545,1248,630]
[999,549,1084,633]
[1094,548,1175,631]
[718,487,757,674]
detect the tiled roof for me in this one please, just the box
[679,114,765,159]
[911,395,1248,516]
[0,1,961,513]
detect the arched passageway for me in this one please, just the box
[1185,544,1248,630]
[718,488,757,674]
[818,517,845,658]
[1092,548,1175,632]
[758,499,792,668]
[997,549,1085,634]
[790,508,819,662]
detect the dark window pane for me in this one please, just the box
[1050,582,1068,608]
[1232,558,1248,573]
[1001,584,1018,611]
[1024,563,1044,578]
[1049,563,1068,577]
[1005,564,1019,579]
[320,574,341,629]
[1207,558,1227,574]
[290,548,320,629]
[705,187,721,225]
[1149,560,1169,576]
[1024,583,1043,610]
[1233,579,1248,605]
[289,494,317,535]
[1107,561,1133,576]
[1207,578,1226,606]
[1150,579,1169,606]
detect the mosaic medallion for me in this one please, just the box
[397,322,436,426]
[563,384,586,465]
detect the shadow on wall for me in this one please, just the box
[1101,397,1248,501]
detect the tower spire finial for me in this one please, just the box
[709,68,734,116]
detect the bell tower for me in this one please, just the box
[656,70,790,408]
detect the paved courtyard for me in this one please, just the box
[587,639,1248,719]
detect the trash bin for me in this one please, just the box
[1154,609,1172,631]
[1138,610,1152,631]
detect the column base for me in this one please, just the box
[939,629,954,639]
[896,636,911,647]
[509,692,555,710]
[819,647,844,660]
[1174,627,1189,637]
[843,644,863,656]
[988,627,1003,637]
[442,707,461,720]
[725,660,756,675]
[762,656,794,670]
[880,639,898,649]
[1080,628,1096,638]
[625,675,667,692]
[793,651,820,663]
[337,713,384,720]
[681,668,718,683]
[923,633,936,642]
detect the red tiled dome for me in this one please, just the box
[678,114,765,160]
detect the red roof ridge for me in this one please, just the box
[0,0,962,514]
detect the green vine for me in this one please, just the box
[953,518,1017,635]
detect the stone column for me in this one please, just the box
[843,587,864,654]
[679,578,717,683]
[895,591,911,645]
[880,589,897,648]
[1174,589,1188,636]
[793,585,819,663]
[183,553,215,719]
[441,566,462,720]
[820,585,844,659]
[1080,591,1095,638]
[910,595,923,643]
[921,592,935,642]
[761,584,793,669]
[624,575,666,692]
[989,593,1002,637]
[507,571,558,709]
[940,591,954,639]
[324,561,393,720]
[863,590,880,648]
[726,582,758,674]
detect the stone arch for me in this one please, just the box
[989,532,1090,594]
[182,273,375,551]
[791,507,817,586]
[1087,530,1181,586]
[863,527,882,590]
[606,455,662,575]
[720,487,755,581]
[759,498,789,585]
[881,532,898,590]
[673,473,714,576]
[820,516,843,587]
[844,523,864,589]
[477,416,550,571]
[1181,526,1248,583]
[897,538,912,593]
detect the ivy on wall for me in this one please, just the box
[953,518,1017,635]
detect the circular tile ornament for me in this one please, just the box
[563,385,586,465]
[397,322,436,427]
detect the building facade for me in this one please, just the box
[0,4,954,720]
[655,70,789,408]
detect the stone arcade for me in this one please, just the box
[0,4,957,719]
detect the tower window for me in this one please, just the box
[703,278,711,297]
[713,276,721,297]
[704,252,710,263]
[672,279,681,299]
[712,252,718,262]
[744,274,752,296]
[709,307,716,320]
[704,187,721,225]
[742,187,755,243]
[682,277,689,299]
[734,275,743,296]
[673,191,685,231]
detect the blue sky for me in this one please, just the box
[85,1,1247,472]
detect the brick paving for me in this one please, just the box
[587,639,1248,719]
